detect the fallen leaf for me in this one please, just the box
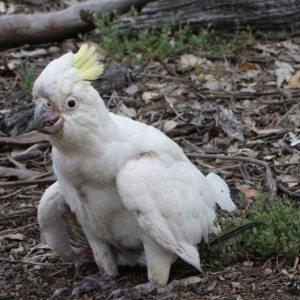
[288,52,300,62]
[277,174,299,183]
[243,261,254,267]
[275,61,293,87]
[238,184,258,205]
[281,40,300,51]
[163,120,178,132]
[11,245,24,253]
[142,91,160,104]
[125,84,140,95]
[163,64,177,77]
[116,103,137,118]
[286,70,300,88]
[4,233,24,241]
[203,74,220,91]
[179,54,203,71]
[237,62,259,72]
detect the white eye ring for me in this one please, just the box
[66,97,78,109]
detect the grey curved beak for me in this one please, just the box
[34,102,64,135]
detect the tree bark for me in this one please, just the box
[119,0,300,33]
[0,0,151,49]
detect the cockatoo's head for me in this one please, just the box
[33,44,105,144]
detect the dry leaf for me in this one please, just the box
[237,62,259,72]
[11,245,24,253]
[203,74,220,91]
[288,52,300,62]
[238,184,258,205]
[142,91,160,104]
[163,120,178,132]
[243,261,254,267]
[116,103,137,118]
[4,233,24,241]
[163,64,177,77]
[286,70,300,88]
[275,61,293,87]
[179,54,203,71]
[125,84,140,95]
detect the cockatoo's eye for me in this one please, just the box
[66,97,78,109]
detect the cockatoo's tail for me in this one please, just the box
[33,44,104,137]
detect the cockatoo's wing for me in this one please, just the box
[38,182,93,263]
[116,152,236,271]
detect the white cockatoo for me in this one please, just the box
[34,44,236,299]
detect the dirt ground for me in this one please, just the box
[1,1,300,299]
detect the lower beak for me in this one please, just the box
[34,102,64,135]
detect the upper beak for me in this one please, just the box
[34,101,64,135]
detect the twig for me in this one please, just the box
[0,175,56,188]
[277,184,300,198]
[0,189,22,200]
[5,73,19,97]
[292,257,299,271]
[0,222,38,235]
[0,257,53,266]
[164,95,186,122]
[186,153,277,199]
[277,102,300,126]
[136,72,191,82]
[273,162,300,168]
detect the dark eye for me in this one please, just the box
[67,99,76,108]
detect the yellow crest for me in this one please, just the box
[72,44,104,81]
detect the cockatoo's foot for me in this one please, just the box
[108,280,157,300]
[108,276,202,300]
[51,272,117,299]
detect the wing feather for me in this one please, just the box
[116,151,233,271]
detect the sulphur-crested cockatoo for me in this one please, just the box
[34,44,236,299]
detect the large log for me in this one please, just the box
[0,0,151,49]
[119,0,300,33]
[1,0,299,50]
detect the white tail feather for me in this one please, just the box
[206,172,236,212]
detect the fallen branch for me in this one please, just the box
[0,0,151,49]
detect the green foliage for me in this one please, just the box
[93,10,252,62]
[209,194,300,267]
[20,64,35,96]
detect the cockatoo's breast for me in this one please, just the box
[52,146,144,251]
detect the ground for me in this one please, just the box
[1,1,300,300]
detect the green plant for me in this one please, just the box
[20,64,35,96]
[209,194,300,267]
[93,11,253,63]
